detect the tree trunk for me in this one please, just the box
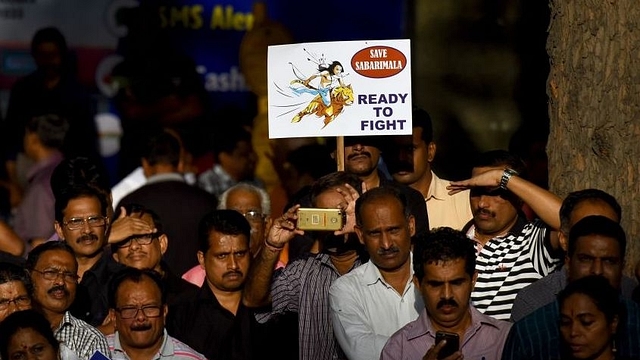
[547,0,640,276]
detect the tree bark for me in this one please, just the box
[547,0,640,276]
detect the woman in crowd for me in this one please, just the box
[0,309,61,360]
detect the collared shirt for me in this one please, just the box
[510,266,639,322]
[425,172,473,230]
[466,218,561,320]
[197,164,264,199]
[380,306,512,360]
[167,283,274,360]
[329,257,424,360]
[13,151,63,246]
[255,252,364,360]
[54,311,110,360]
[501,298,640,360]
[107,329,207,360]
[70,251,125,326]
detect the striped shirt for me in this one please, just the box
[255,252,363,360]
[107,329,207,360]
[467,218,561,320]
[54,311,110,360]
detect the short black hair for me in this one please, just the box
[0,309,60,359]
[559,189,621,234]
[54,185,109,223]
[25,114,69,150]
[25,241,76,271]
[50,156,111,201]
[355,186,409,226]
[310,171,362,207]
[0,262,32,295]
[413,227,476,281]
[558,274,620,324]
[412,105,433,143]
[471,149,528,180]
[568,215,626,259]
[142,130,181,167]
[211,125,252,162]
[108,267,166,309]
[197,209,251,253]
[31,26,67,55]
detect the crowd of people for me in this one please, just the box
[0,26,639,360]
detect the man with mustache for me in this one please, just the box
[385,106,473,230]
[243,171,365,360]
[329,186,425,360]
[26,241,109,359]
[53,184,125,329]
[106,267,206,360]
[381,227,511,360]
[167,210,275,360]
[447,149,563,320]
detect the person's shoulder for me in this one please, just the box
[168,334,208,360]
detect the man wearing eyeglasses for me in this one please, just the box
[0,262,32,323]
[53,184,125,330]
[26,240,110,358]
[106,267,206,360]
[110,203,199,306]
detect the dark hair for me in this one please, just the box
[568,215,626,259]
[286,143,336,181]
[25,114,69,150]
[50,156,111,200]
[0,262,32,295]
[142,130,181,167]
[310,171,362,207]
[559,189,621,234]
[108,267,166,309]
[558,275,620,324]
[54,185,109,223]
[413,227,476,281]
[197,210,251,253]
[355,186,409,226]
[0,309,60,359]
[25,241,76,271]
[471,149,528,180]
[211,125,252,162]
[31,26,67,55]
[412,106,433,143]
[110,203,163,253]
[321,60,343,74]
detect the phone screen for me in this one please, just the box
[435,331,459,359]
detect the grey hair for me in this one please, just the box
[218,183,271,215]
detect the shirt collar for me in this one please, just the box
[114,329,171,359]
[361,252,415,288]
[427,171,447,201]
[146,172,185,185]
[407,305,504,340]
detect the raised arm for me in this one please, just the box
[242,204,303,307]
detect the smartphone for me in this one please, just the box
[296,208,344,231]
[435,331,459,359]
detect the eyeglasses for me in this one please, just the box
[31,269,79,283]
[115,305,163,319]
[241,210,266,222]
[117,234,157,248]
[63,216,107,230]
[0,296,31,310]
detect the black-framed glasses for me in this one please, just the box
[241,210,266,222]
[117,234,157,248]
[63,216,107,230]
[0,295,31,310]
[115,305,163,319]
[31,268,79,283]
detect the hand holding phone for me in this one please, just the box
[435,331,460,360]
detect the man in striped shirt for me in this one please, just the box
[447,150,563,320]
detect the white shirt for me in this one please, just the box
[111,167,146,210]
[329,258,424,360]
[426,172,473,230]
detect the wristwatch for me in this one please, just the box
[499,168,518,190]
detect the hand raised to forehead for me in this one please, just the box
[108,206,156,244]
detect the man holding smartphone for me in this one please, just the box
[380,227,511,360]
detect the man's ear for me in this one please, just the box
[158,234,168,255]
[112,251,120,263]
[558,231,569,252]
[197,251,205,269]
[54,221,64,241]
[427,142,436,163]
[354,226,365,245]
[408,215,416,237]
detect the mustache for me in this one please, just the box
[473,208,495,218]
[347,151,371,160]
[437,299,458,309]
[377,246,400,256]
[130,323,152,331]
[223,271,244,278]
[76,234,98,244]
[48,285,69,296]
